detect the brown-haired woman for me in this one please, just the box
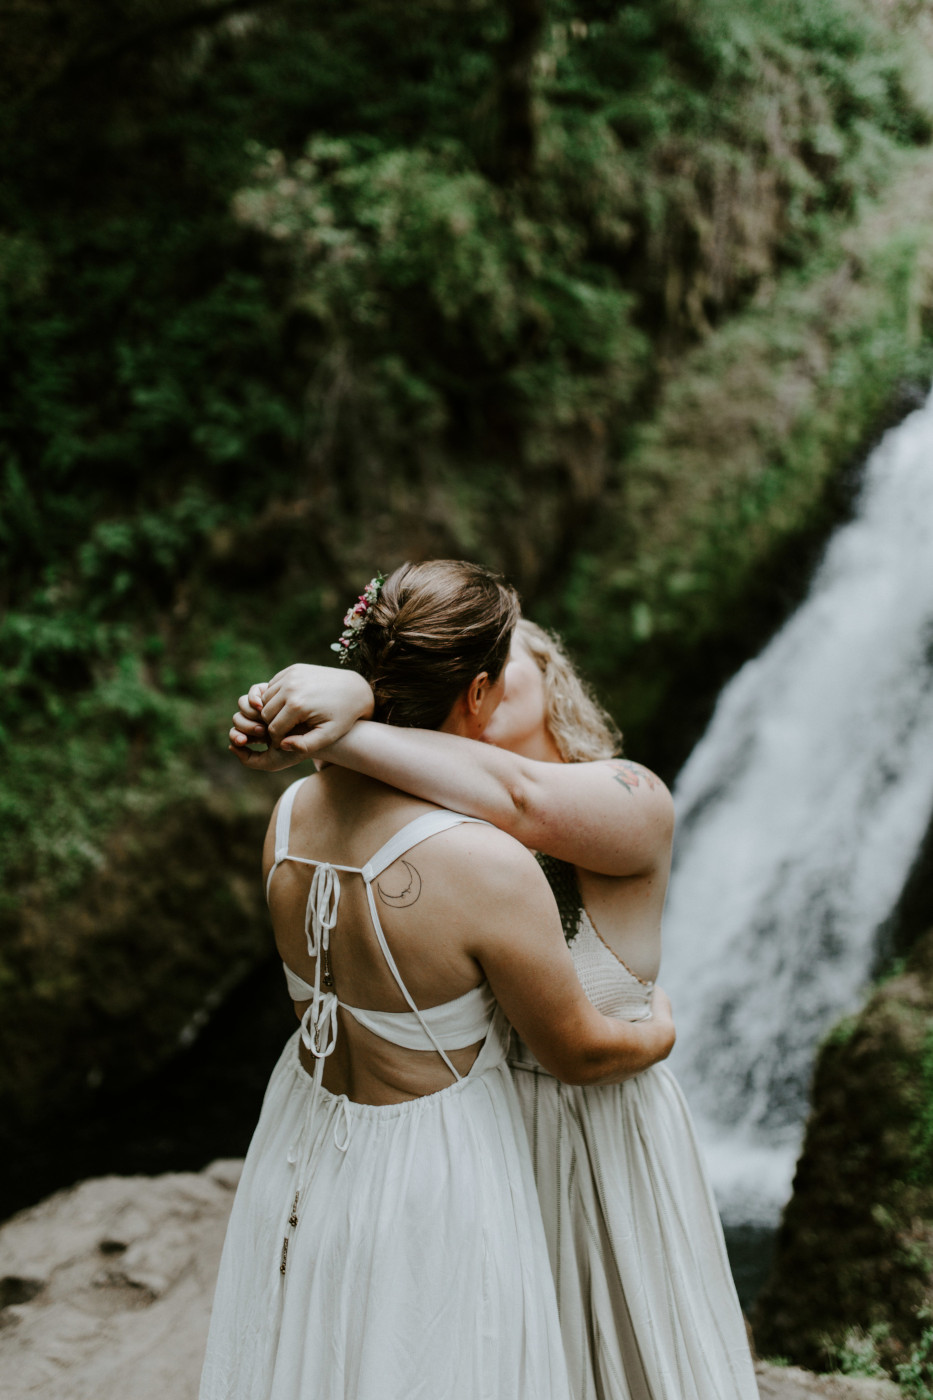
[205,562,675,1400]
[232,608,759,1400]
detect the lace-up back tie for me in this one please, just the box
[266,780,495,1156]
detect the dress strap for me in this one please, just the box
[361,810,486,882]
[360,811,489,1083]
[265,777,308,901]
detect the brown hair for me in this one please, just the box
[517,619,622,762]
[351,560,520,730]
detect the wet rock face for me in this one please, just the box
[0,1161,241,1400]
[0,783,274,1132]
[754,927,933,1373]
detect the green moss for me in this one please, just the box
[897,1324,933,1400]
[823,1015,860,1051]
[3,0,933,1123]
[755,930,933,1373]
[911,1027,933,1186]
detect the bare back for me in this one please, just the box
[264,768,500,1104]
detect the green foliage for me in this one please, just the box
[543,155,933,752]
[2,0,933,1118]
[822,1015,860,1052]
[232,135,644,478]
[824,1323,891,1378]
[897,1324,933,1400]
[910,1026,933,1186]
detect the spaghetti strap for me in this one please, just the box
[266,777,309,900]
[270,796,491,1084]
[362,809,486,882]
[359,811,488,1082]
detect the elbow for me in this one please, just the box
[563,1058,608,1088]
[547,1017,676,1088]
[654,1020,676,1064]
[542,1044,615,1088]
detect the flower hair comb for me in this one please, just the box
[331,573,386,664]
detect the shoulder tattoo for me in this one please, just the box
[605,760,661,794]
[376,859,423,908]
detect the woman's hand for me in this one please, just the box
[648,986,675,1058]
[229,664,375,770]
[229,686,307,772]
[649,985,672,1022]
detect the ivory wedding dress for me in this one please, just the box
[200,779,572,1400]
[510,863,759,1400]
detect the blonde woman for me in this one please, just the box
[231,615,759,1400]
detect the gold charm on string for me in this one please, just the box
[281,1190,300,1275]
[322,947,335,989]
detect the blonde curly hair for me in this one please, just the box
[516,619,622,763]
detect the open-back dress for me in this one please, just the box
[199,779,572,1400]
[509,858,759,1400]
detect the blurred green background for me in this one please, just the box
[3,0,933,1176]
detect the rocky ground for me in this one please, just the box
[0,1165,903,1399]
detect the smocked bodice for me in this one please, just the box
[509,906,653,1074]
[570,909,653,1023]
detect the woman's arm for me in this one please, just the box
[231,665,673,877]
[229,666,374,770]
[325,723,674,877]
[468,831,675,1085]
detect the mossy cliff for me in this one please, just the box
[755,928,933,1381]
[4,0,933,1133]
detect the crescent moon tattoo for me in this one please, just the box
[376,860,423,908]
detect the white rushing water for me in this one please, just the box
[662,386,933,1227]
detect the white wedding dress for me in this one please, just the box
[200,780,572,1400]
[510,897,759,1400]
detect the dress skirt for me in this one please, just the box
[200,1013,571,1400]
[509,1052,759,1400]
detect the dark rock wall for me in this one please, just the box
[755,927,933,1371]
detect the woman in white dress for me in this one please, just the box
[206,561,676,1400]
[232,612,760,1400]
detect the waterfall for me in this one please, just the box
[661,385,933,1227]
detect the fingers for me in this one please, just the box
[247,682,267,712]
[650,986,673,1020]
[258,685,287,725]
[229,724,265,748]
[231,709,268,742]
[227,742,304,772]
[266,698,313,741]
[236,692,264,722]
[278,726,333,757]
[229,743,271,769]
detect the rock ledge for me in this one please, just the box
[0,1165,904,1399]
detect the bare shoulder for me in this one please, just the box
[601,758,672,801]
[596,759,675,829]
[425,819,548,898]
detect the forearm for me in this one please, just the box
[320,722,531,831]
[579,1014,675,1086]
[529,991,675,1087]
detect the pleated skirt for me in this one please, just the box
[509,1055,759,1400]
[200,1023,571,1400]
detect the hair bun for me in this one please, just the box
[349,560,519,730]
